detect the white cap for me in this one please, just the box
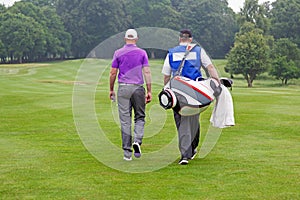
[125,29,138,40]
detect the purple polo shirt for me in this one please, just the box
[112,44,149,85]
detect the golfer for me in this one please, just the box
[110,29,152,161]
[162,29,220,165]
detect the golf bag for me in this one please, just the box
[158,43,232,116]
[158,76,221,116]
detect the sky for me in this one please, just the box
[1,0,275,12]
[228,0,275,12]
[0,0,19,7]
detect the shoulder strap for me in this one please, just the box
[175,43,198,76]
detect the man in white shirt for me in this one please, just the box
[162,29,220,165]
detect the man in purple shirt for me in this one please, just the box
[109,29,152,161]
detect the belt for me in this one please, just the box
[119,83,143,86]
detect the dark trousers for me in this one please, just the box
[173,111,200,159]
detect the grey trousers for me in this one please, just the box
[173,111,200,159]
[118,84,145,158]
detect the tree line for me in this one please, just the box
[0,0,300,86]
[226,0,300,86]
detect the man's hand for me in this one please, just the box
[145,92,152,104]
[110,91,116,101]
[109,68,118,100]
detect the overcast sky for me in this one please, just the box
[0,0,19,7]
[228,0,275,12]
[1,0,275,12]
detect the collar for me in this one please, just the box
[125,44,136,47]
[179,42,190,46]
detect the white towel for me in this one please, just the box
[210,85,235,128]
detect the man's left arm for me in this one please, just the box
[109,68,118,100]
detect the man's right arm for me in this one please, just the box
[164,75,171,85]
[162,54,171,85]
[201,49,220,83]
[207,64,221,84]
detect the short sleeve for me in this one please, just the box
[111,52,119,68]
[201,48,212,68]
[142,50,149,67]
[161,54,172,76]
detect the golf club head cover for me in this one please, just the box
[210,79,222,97]
[220,78,233,90]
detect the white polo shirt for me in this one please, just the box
[162,43,212,76]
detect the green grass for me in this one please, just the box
[1,59,299,199]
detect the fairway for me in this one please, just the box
[1,59,299,199]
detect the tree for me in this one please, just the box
[238,0,271,34]
[269,38,300,84]
[125,0,182,58]
[0,5,6,63]
[126,0,181,30]
[270,0,300,47]
[23,0,58,7]
[225,23,271,87]
[0,39,6,63]
[270,57,298,85]
[9,1,71,59]
[57,0,131,58]
[0,4,6,13]
[0,12,47,63]
[40,6,71,58]
[271,38,300,62]
[176,0,238,58]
